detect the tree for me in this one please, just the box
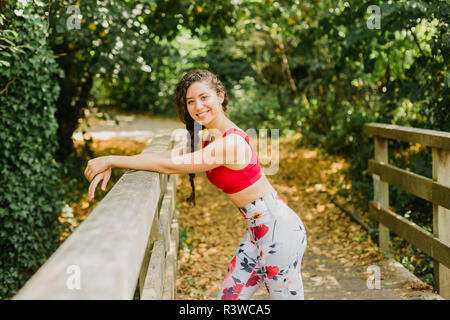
[48,0,237,161]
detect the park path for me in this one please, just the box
[250,240,443,300]
[78,109,444,300]
[74,108,184,143]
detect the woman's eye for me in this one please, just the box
[201,96,208,100]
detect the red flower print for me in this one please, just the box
[276,193,287,204]
[221,287,239,300]
[265,266,279,280]
[223,256,237,281]
[251,224,269,240]
[245,271,261,287]
[228,256,237,274]
[221,282,244,300]
[233,283,244,293]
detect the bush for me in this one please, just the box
[228,76,291,133]
[0,0,64,299]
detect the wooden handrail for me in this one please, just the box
[368,203,450,269]
[13,134,178,299]
[368,159,450,210]
[364,123,450,150]
[365,122,450,299]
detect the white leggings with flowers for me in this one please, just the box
[217,191,307,300]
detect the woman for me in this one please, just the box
[84,69,307,300]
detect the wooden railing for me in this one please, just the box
[364,123,450,299]
[13,134,181,299]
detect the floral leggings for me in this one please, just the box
[217,191,307,300]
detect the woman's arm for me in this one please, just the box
[85,135,248,182]
[109,152,171,174]
[84,144,184,182]
[109,143,186,173]
[109,139,226,175]
[85,135,250,200]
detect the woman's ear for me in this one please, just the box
[218,91,225,104]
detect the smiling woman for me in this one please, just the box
[84,68,307,300]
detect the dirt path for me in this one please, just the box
[74,108,184,143]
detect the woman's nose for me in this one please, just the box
[194,100,204,110]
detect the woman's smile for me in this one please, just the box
[196,109,210,119]
[186,81,225,126]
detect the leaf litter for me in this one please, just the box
[175,134,384,299]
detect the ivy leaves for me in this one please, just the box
[0,0,64,299]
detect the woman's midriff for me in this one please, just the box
[226,174,277,208]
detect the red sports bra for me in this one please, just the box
[203,128,263,194]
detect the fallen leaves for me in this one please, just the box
[401,279,433,291]
[175,134,384,299]
[62,137,148,242]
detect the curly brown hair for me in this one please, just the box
[174,69,229,206]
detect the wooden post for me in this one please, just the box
[141,240,166,299]
[139,208,159,298]
[432,147,450,299]
[374,136,391,256]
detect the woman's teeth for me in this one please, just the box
[197,110,209,116]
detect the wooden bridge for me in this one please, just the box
[13,123,450,300]
[13,134,181,299]
[365,123,450,299]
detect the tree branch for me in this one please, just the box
[34,0,53,55]
[256,18,298,95]
[0,75,17,96]
[411,30,425,57]
[277,35,298,94]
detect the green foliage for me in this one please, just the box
[59,135,95,207]
[179,226,195,261]
[392,238,435,286]
[0,0,65,299]
[210,0,448,286]
[228,76,291,132]
[1,0,447,297]
[48,0,237,160]
[0,0,237,298]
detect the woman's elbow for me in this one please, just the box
[159,163,175,174]
[156,154,183,174]
[161,161,188,175]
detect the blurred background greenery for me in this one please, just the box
[0,0,448,298]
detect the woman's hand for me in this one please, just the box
[84,156,112,183]
[88,168,111,201]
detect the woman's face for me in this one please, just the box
[186,81,224,126]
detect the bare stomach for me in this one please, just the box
[226,174,277,208]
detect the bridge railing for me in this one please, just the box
[13,133,182,299]
[364,123,450,299]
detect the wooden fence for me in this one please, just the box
[13,134,181,299]
[364,123,450,299]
